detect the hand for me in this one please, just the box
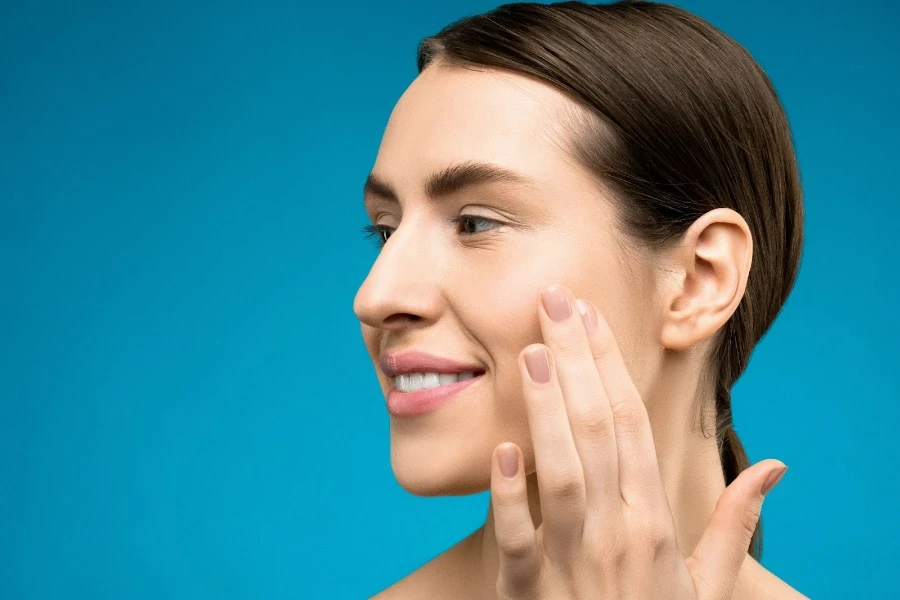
[490,284,788,599]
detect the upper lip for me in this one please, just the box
[379,350,486,377]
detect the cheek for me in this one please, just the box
[475,287,542,368]
[587,267,659,398]
[468,288,544,424]
[611,308,657,402]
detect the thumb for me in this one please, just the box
[686,459,788,599]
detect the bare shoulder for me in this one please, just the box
[368,533,476,600]
[734,555,809,600]
[368,559,444,600]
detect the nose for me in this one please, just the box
[353,215,443,331]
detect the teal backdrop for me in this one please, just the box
[2,0,897,598]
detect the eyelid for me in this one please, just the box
[375,213,505,232]
[449,214,505,230]
[361,213,506,249]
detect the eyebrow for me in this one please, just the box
[363,160,538,205]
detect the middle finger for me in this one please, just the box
[538,285,621,510]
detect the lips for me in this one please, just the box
[386,371,485,416]
[379,349,486,378]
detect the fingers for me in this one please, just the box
[518,343,587,549]
[687,459,788,599]
[576,296,666,511]
[535,286,620,513]
[491,443,541,598]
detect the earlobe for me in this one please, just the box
[658,208,752,351]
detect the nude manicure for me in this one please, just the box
[542,286,571,322]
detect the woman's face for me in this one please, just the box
[354,62,662,496]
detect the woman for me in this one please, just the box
[354,1,807,598]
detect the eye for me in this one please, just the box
[360,215,504,249]
[360,223,392,249]
[449,214,503,235]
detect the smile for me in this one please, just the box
[392,371,481,392]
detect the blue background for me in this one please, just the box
[1,0,897,597]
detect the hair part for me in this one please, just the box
[417,0,804,560]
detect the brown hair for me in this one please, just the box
[417,0,803,560]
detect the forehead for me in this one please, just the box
[373,63,576,189]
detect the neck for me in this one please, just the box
[465,361,728,597]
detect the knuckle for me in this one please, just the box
[571,406,615,441]
[544,468,584,499]
[644,521,671,552]
[738,498,763,543]
[593,339,617,362]
[493,486,526,509]
[551,333,587,360]
[610,395,648,434]
[498,530,535,560]
[632,513,672,554]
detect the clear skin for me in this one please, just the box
[354,61,807,599]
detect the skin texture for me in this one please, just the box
[354,61,807,599]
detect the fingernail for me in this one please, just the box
[761,465,788,496]
[576,299,597,334]
[542,285,571,322]
[499,444,519,478]
[525,346,550,383]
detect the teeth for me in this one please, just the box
[394,371,480,393]
[438,373,457,386]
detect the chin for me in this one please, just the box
[390,437,491,496]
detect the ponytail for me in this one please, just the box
[715,385,762,560]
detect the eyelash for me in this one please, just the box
[360,215,503,249]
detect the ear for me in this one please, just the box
[658,208,753,351]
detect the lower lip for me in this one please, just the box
[386,373,485,416]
